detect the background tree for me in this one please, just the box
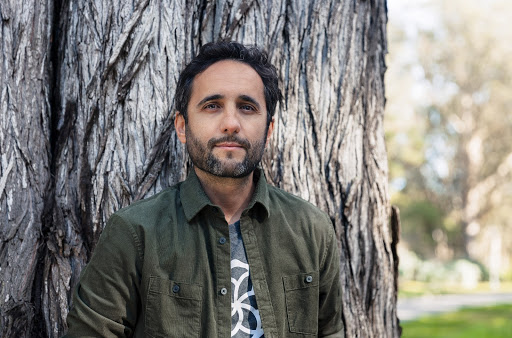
[386,0,512,271]
[417,0,512,260]
[0,0,398,337]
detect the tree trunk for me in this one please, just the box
[0,0,54,335]
[0,0,399,337]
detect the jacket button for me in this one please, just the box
[172,284,180,293]
[220,287,228,295]
[219,237,226,244]
[305,275,313,283]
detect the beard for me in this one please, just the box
[185,125,268,178]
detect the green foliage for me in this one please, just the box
[393,195,451,259]
[400,199,443,226]
[401,304,512,338]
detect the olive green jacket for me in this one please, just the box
[65,169,343,337]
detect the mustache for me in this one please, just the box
[208,135,251,149]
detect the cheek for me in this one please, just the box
[189,118,216,136]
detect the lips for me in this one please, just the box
[208,137,250,150]
[215,142,244,149]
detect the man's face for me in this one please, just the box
[175,60,274,178]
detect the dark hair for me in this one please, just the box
[175,41,282,124]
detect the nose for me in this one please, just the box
[220,105,241,134]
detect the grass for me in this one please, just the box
[399,280,512,298]
[401,304,512,338]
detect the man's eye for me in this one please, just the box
[204,103,220,110]
[240,104,256,112]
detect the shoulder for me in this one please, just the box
[99,184,185,257]
[113,183,183,226]
[265,184,333,232]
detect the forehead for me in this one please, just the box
[189,60,265,101]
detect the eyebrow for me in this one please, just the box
[196,94,261,110]
[197,94,224,108]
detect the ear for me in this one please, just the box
[265,117,275,147]
[175,112,187,144]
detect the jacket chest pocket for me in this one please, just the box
[145,276,203,337]
[283,271,320,336]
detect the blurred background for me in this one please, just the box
[386,0,512,297]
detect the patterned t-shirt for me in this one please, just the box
[229,221,264,338]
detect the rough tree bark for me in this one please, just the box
[0,0,399,337]
[0,0,54,336]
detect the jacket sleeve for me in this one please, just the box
[318,215,344,337]
[65,214,143,337]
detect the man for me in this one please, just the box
[66,41,343,337]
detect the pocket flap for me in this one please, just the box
[283,271,319,291]
[148,276,202,300]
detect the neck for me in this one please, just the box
[194,167,256,224]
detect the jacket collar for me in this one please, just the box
[180,167,271,222]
